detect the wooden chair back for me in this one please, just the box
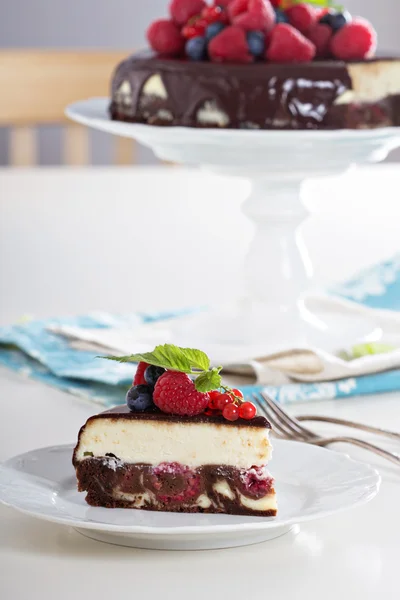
[0,50,135,166]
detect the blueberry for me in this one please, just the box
[274,8,289,24]
[126,384,154,412]
[246,31,265,58]
[205,22,225,42]
[185,36,208,61]
[319,10,351,32]
[144,365,166,387]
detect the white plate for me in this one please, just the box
[0,440,380,550]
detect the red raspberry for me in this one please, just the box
[266,23,316,62]
[216,0,234,6]
[146,19,185,56]
[209,25,253,63]
[234,0,275,32]
[307,23,332,58]
[330,18,377,60]
[228,0,249,21]
[270,0,281,6]
[286,3,317,34]
[133,361,149,386]
[153,371,209,416]
[169,0,207,26]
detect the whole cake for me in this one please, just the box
[110,0,400,130]
[73,344,277,516]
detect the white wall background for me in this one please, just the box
[0,0,399,164]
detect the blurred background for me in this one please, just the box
[0,0,399,165]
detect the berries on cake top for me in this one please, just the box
[145,0,377,63]
[103,344,257,421]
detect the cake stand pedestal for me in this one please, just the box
[66,99,400,349]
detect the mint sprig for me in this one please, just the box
[101,344,223,393]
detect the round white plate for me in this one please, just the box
[0,440,380,550]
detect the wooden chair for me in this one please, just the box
[0,49,136,166]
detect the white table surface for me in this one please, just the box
[1,165,400,600]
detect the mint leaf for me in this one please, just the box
[179,348,210,371]
[101,344,210,374]
[194,368,222,393]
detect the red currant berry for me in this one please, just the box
[208,396,219,410]
[202,5,228,23]
[209,390,221,401]
[239,402,257,420]
[216,393,231,411]
[204,407,219,416]
[182,24,201,38]
[232,388,244,399]
[223,403,239,421]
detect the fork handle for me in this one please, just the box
[296,415,400,441]
[312,436,400,465]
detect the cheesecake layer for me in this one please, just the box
[75,457,277,516]
[74,407,272,469]
[110,52,400,130]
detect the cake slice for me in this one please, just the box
[73,344,277,516]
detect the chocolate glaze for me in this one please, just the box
[75,458,276,517]
[110,51,400,130]
[95,404,269,427]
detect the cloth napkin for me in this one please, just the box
[1,255,400,407]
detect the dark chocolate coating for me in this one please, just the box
[110,52,400,130]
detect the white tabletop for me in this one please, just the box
[1,166,400,600]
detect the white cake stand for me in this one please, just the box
[66,98,400,350]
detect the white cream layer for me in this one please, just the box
[335,60,400,105]
[75,418,272,469]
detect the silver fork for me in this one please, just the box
[253,392,400,466]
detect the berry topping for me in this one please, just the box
[133,361,149,386]
[319,9,351,33]
[153,371,210,416]
[248,0,276,30]
[208,25,253,63]
[186,36,208,60]
[202,4,228,23]
[307,23,332,58]
[126,384,154,412]
[228,0,249,21]
[239,401,257,420]
[330,18,377,60]
[266,23,316,62]
[215,392,232,410]
[182,18,208,39]
[274,8,289,24]
[206,21,226,41]
[169,0,207,26]
[222,402,240,421]
[146,19,185,56]
[144,365,166,387]
[286,3,317,35]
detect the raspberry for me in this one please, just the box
[217,0,234,6]
[133,361,149,386]
[169,0,207,26]
[239,466,273,498]
[151,462,201,503]
[330,18,377,60]
[234,1,275,32]
[228,0,248,21]
[153,371,209,416]
[307,23,332,58]
[208,25,253,63]
[266,23,316,62]
[146,19,185,56]
[286,3,317,34]
[270,0,281,6]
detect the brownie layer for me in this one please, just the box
[75,457,277,517]
[110,52,400,130]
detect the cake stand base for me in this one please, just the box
[66,99,400,347]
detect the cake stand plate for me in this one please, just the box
[0,440,380,551]
[66,98,400,348]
